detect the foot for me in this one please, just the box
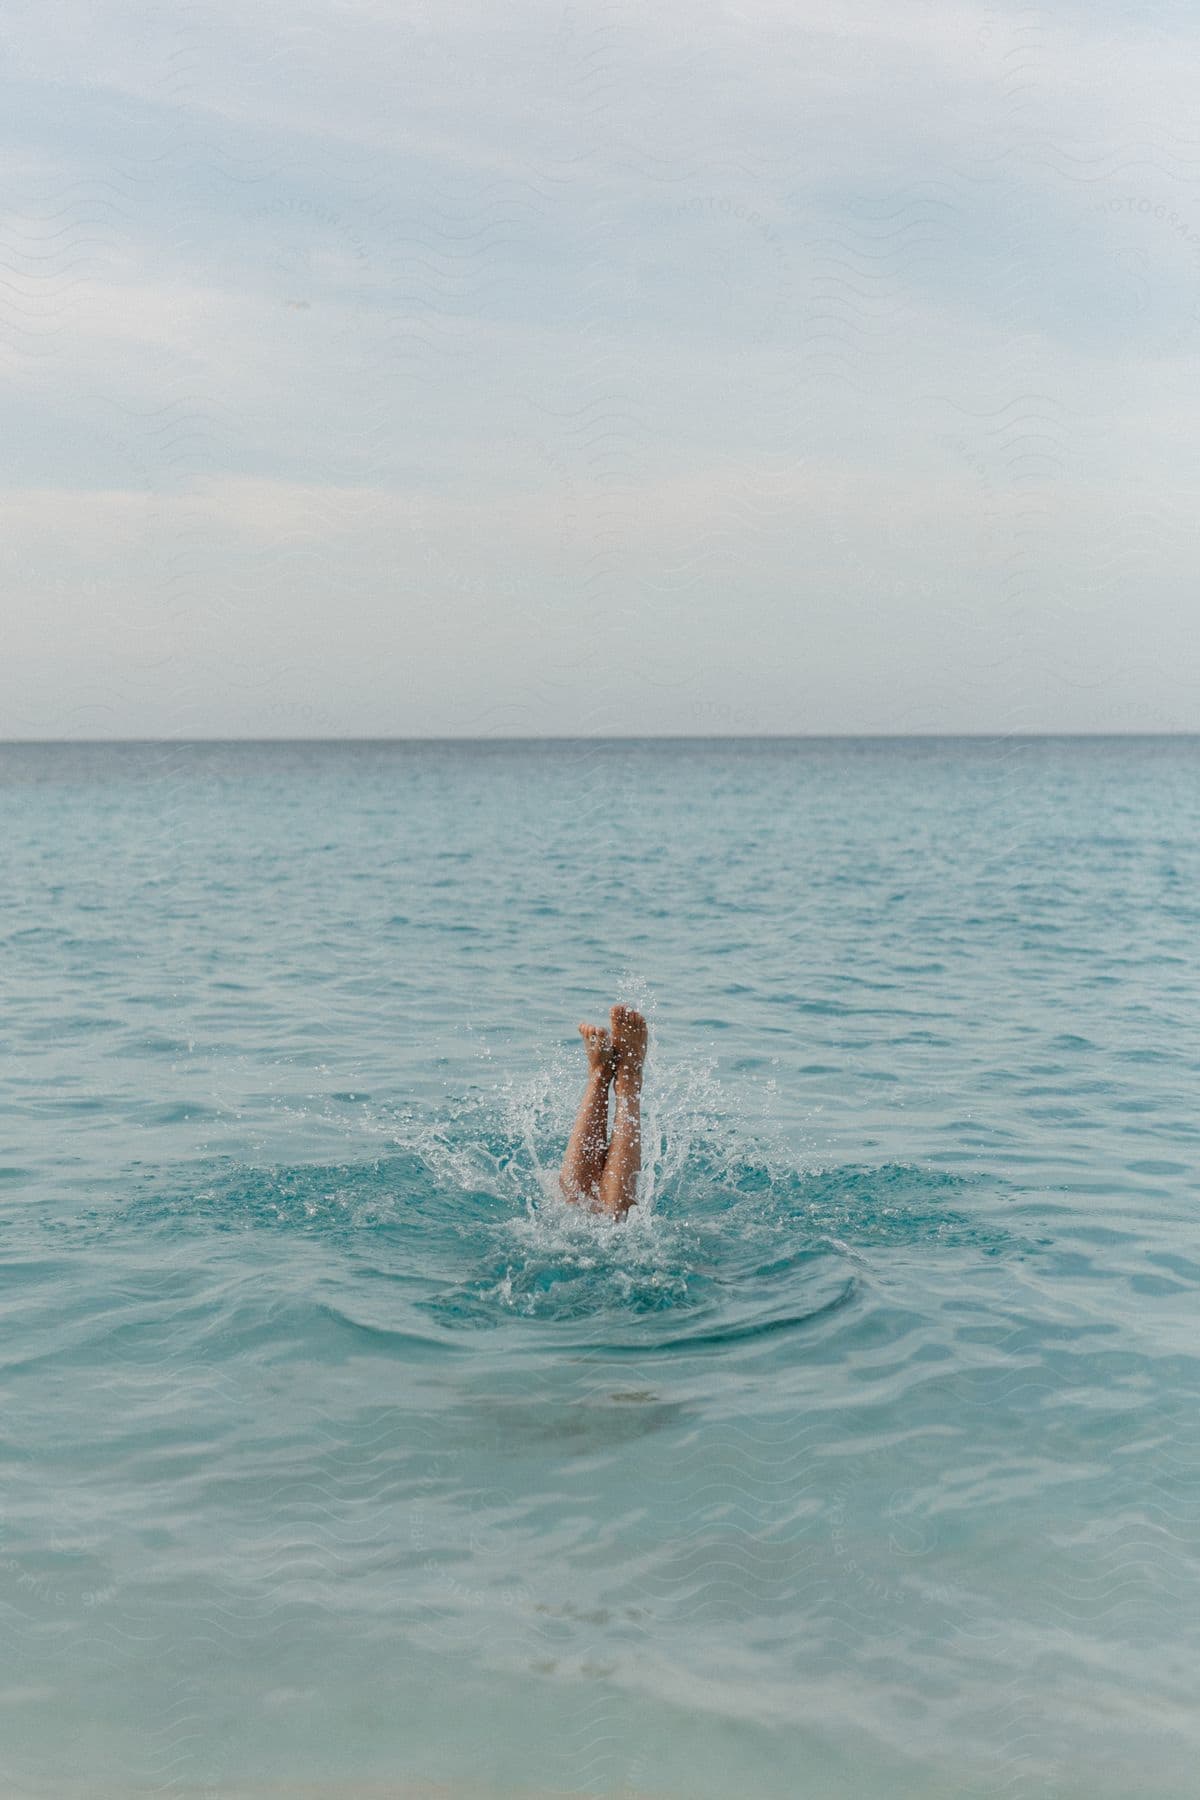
[609,1005,648,1084]
[578,1021,616,1081]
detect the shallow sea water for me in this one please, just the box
[2,738,1199,1800]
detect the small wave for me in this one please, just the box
[305,1300,466,1358]
[568,1272,860,1354]
[644,1273,858,1348]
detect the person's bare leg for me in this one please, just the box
[559,1023,616,1204]
[597,1005,648,1217]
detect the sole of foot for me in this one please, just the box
[610,1004,647,1080]
[578,1021,616,1079]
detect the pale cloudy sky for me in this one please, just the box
[2,0,1198,737]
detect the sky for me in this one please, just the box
[2,0,1198,737]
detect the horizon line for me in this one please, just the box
[2,731,1199,746]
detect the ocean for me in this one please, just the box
[2,737,1198,1799]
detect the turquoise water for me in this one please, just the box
[3,738,1199,1800]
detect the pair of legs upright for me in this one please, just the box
[559,1005,648,1217]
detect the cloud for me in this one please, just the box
[2,0,1198,733]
